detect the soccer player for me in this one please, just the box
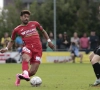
[89,46,100,86]
[0,10,55,86]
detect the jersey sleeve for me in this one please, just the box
[34,21,43,31]
[11,29,17,41]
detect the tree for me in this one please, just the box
[0,0,23,38]
[0,0,100,38]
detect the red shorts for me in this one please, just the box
[22,44,42,64]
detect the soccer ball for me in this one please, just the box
[30,76,42,87]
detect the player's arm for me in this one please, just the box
[35,21,55,50]
[7,40,14,49]
[0,40,14,53]
[41,29,50,41]
[42,29,55,50]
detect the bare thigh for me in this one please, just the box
[89,52,94,60]
[91,54,100,64]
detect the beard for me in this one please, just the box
[23,20,29,25]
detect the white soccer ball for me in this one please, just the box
[30,76,42,87]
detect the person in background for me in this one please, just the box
[70,32,83,63]
[1,32,11,48]
[80,33,90,54]
[15,36,23,51]
[62,32,70,51]
[56,33,63,51]
[89,31,99,50]
[46,32,55,52]
[41,36,47,51]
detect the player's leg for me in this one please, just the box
[15,53,31,86]
[15,47,32,86]
[90,49,100,86]
[29,63,40,77]
[29,48,42,77]
[18,53,31,81]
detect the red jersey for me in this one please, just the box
[11,21,43,48]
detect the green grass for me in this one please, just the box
[0,63,99,90]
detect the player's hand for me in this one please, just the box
[48,42,55,50]
[0,48,8,53]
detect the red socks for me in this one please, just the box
[22,61,29,71]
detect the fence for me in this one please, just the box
[0,51,90,63]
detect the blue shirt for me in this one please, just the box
[15,36,23,45]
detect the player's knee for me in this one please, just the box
[22,54,31,62]
[22,57,30,62]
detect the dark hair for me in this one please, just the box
[20,10,31,16]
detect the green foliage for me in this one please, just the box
[0,0,100,38]
[29,0,100,36]
[30,0,54,33]
[0,0,23,38]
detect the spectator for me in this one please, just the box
[62,32,70,51]
[41,36,47,51]
[56,33,63,51]
[89,31,99,50]
[46,32,55,51]
[80,33,90,53]
[1,32,11,48]
[15,36,23,51]
[70,32,83,63]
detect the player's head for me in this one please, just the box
[20,10,31,25]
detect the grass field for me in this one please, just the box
[0,63,100,90]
